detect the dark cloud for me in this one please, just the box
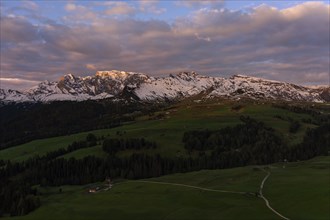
[0,2,329,90]
[0,16,39,44]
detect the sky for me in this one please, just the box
[0,0,329,90]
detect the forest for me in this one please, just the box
[0,100,166,150]
[102,138,157,155]
[1,115,329,217]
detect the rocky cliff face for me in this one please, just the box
[1,70,329,103]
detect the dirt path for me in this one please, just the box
[259,169,290,220]
[131,180,247,195]
[118,170,290,220]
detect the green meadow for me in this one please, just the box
[0,101,316,162]
[3,156,329,220]
[1,101,329,219]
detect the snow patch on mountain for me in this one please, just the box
[0,71,328,103]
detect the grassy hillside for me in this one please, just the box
[265,157,330,220]
[3,156,329,220]
[0,101,318,162]
[59,145,106,160]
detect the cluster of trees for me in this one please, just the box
[273,104,330,125]
[289,120,301,133]
[183,116,284,157]
[0,100,166,150]
[231,104,244,111]
[288,123,330,160]
[41,134,99,161]
[0,179,40,216]
[1,111,329,216]
[183,116,329,165]
[273,115,301,133]
[102,138,157,155]
[0,134,99,217]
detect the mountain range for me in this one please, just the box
[1,70,329,103]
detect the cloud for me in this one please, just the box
[1,1,329,90]
[177,0,225,8]
[105,2,136,15]
[94,1,165,15]
[22,1,39,11]
[65,3,77,11]
[0,77,40,90]
[0,16,39,44]
[62,3,98,24]
[139,1,166,14]
[4,0,39,14]
[86,64,97,70]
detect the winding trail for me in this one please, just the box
[259,169,290,220]
[118,169,290,220]
[131,180,246,195]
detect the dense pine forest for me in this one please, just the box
[1,111,329,216]
[0,100,167,150]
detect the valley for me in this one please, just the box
[0,99,329,219]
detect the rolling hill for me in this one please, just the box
[1,156,329,220]
[0,94,329,219]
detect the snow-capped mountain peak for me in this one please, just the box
[96,70,130,80]
[0,71,329,103]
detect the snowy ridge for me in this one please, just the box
[0,70,329,103]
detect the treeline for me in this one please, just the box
[273,115,301,133]
[0,100,166,150]
[0,134,99,217]
[273,104,330,125]
[102,138,157,154]
[42,133,99,160]
[288,123,330,160]
[183,116,330,164]
[183,117,282,149]
[0,154,199,216]
[2,119,329,186]
[0,180,40,217]
[0,134,158,216]
[1,119,329,217]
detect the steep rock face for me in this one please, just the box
[0,70,328,103]
[0,89,28,102]
[311,86,330,102]
[209,75,324,102]
[134,72,222,100]
[55,71,150,97]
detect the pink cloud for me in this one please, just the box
[1,1,329,88]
